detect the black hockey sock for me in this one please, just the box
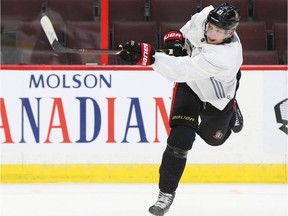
[159,150,187,194]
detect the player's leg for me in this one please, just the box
[149,83,201,216]
[159,126,195,193]
[149,126,196,216]
[198,99,235,146]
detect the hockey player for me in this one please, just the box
[119,3,243,216]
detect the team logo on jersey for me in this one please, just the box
[213,130,224,139]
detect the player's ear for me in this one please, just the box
[228,29,235,38]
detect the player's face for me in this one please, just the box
[206,23,230,44]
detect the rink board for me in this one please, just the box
[0,65,287,183]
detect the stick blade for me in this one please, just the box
[40,15,58,45]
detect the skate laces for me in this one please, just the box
[154,191,174,209]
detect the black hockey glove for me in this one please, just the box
[118,40,155,65]
[163,30,187,56]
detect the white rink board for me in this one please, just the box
[0,69,287,164]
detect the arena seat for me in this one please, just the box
[200,0,249,21]
[273,22,287,64]
[236,22,267,51]
[16,21,65,51]
[243,50,279,65]
[109,0,148,26]
[1,0,43,34]
[1,0,43,22]
[46,0,95,22]
[150,0,198,24]
[65,21,101,49]
[254,0,287,32]
[65,21,101,64]
[112,21,158,49]
[111,21,157,64]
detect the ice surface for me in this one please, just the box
[1,183,287,216]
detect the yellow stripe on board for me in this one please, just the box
[1,164,287,183]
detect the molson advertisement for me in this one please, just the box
[1,67,172,159]
[1,71,171,145]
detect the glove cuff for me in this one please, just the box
[163,30,183,44]
[137,43,155,66]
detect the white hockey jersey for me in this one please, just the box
[151,5,243,110]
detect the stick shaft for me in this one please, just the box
[40,15,172,55]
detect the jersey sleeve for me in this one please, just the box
[151,42,242,82]
[152,53,217,82]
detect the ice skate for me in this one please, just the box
[149,191,175,216]
[232,101,243,133]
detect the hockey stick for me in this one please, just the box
[40,15,172,55]
[40,15,123,55]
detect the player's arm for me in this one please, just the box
[118,30,187,65]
